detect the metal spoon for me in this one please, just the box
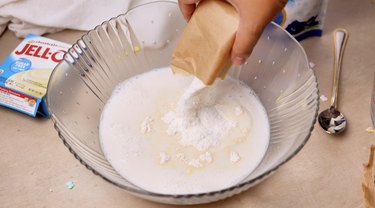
[318,29,349,134]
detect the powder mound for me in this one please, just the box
[162,78,235,151]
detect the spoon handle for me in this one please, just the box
[331,29,349,109]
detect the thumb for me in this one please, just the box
[178,0,200,21]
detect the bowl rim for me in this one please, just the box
[48,0,319,201]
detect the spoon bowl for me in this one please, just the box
[318,106,347,134]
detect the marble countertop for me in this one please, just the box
[1,0,375,207]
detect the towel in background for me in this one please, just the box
[0,0,162,37]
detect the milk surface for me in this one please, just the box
[100,67,270,194]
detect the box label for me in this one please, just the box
[0,34,71,117]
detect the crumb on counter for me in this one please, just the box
[320,95,328,102]
[65,180,75,189]
[309,61,316,69]
[366,127,375,133]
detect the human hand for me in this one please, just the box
[178,0,287,65]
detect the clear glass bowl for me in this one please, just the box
[47,1,319,205]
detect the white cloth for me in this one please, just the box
[0,0,159,37]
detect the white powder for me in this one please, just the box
[140,116,153,134]
[176,153,186,161]
[159,152,170,164]
[199,152,212,163]
[188,159,203,168]
[184,152,214,169]
[235,106,243,116]
[230,151,241,163]
[163,78,235,151]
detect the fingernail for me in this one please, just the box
[232,56,246,66]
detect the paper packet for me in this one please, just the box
[170,0,239,85]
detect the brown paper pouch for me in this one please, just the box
[170,0,239,85]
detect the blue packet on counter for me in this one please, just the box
[0,34,70,117]
[274,0,329,41]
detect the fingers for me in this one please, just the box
[230,0,287,65]
[231,20,263,66]
[177,0,287,65]
[178,0,200,21]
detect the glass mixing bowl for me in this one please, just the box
[47,1,319,205]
